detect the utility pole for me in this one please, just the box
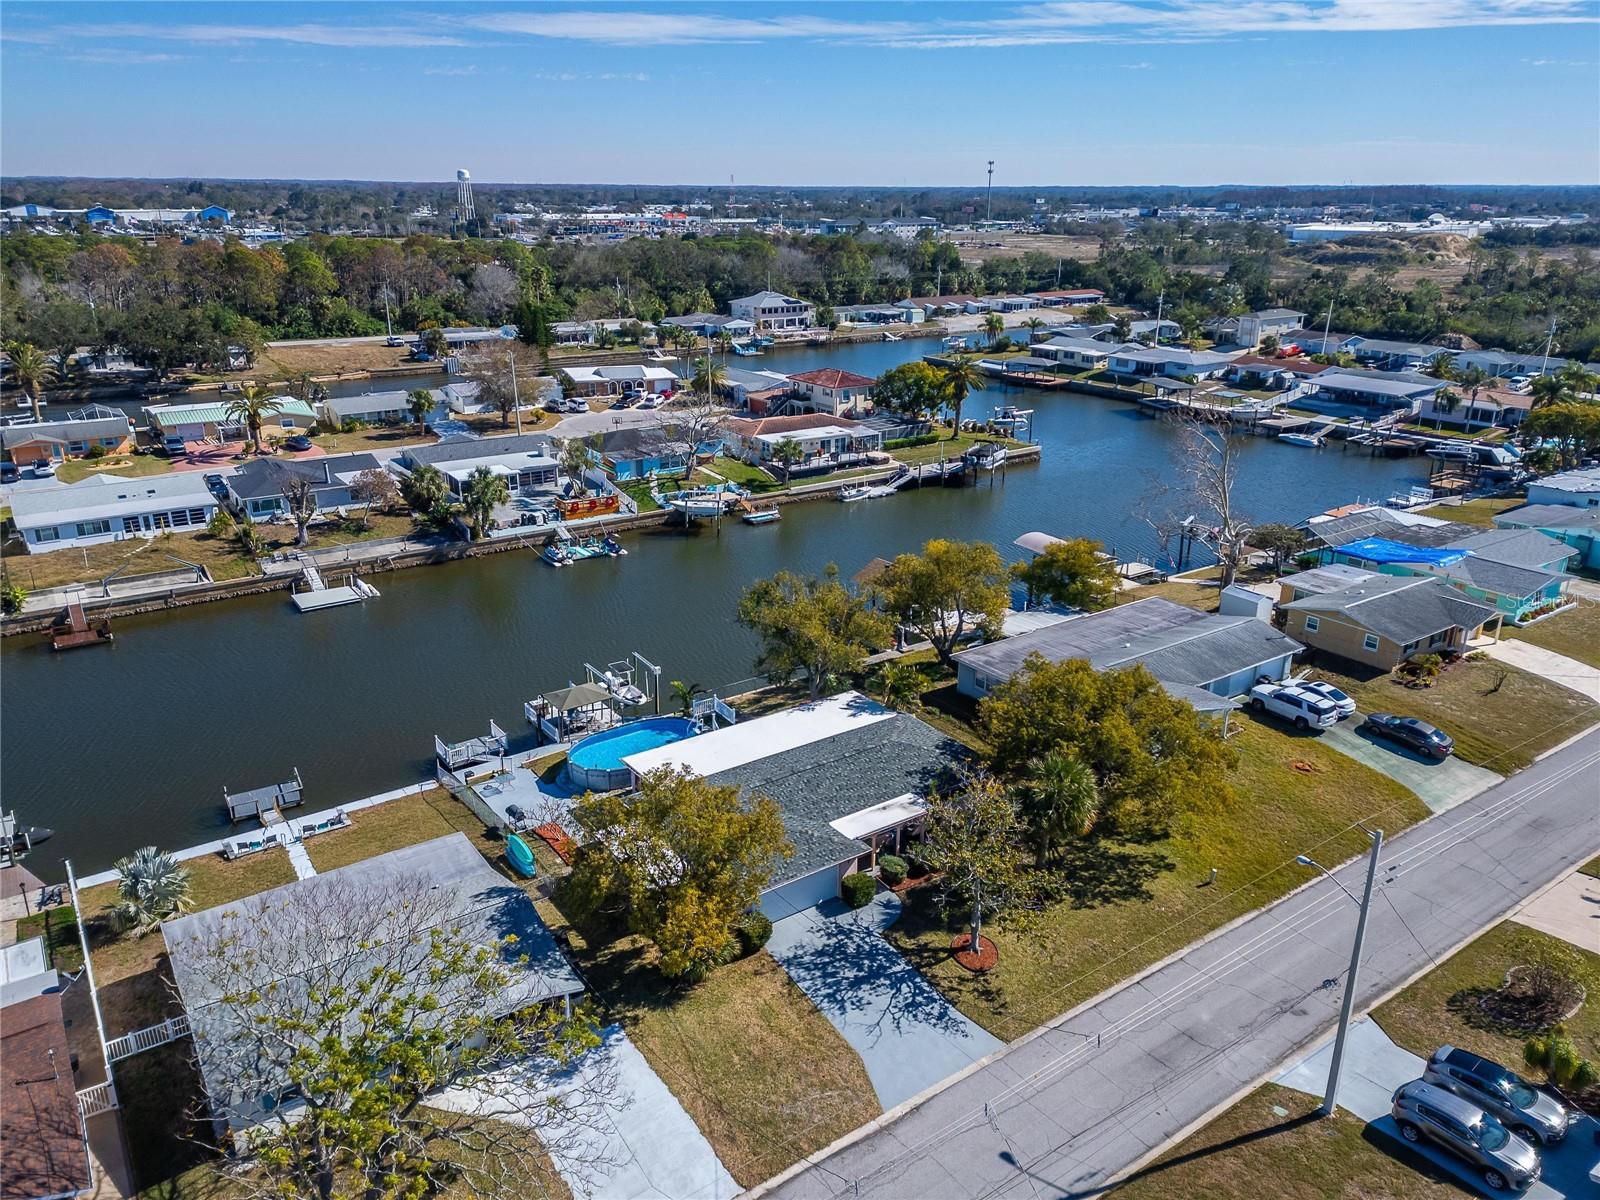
[1540,317,1558,376]
[1298,828,1384,1119]
[509,343,522,435]
[985,161,995,224]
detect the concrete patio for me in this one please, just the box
[766,891,1003,1110]
[1321,716,1502,813]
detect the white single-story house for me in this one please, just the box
[10,472,220,553]
[1106,345,1241,381]
[1414,386,1532,431]
[1308,371,1443,413]
[622,692,961,920]
[1,409,135,464]
[1031,337,1113,371]
[560,364,678,398]
[1526,466,1600,508]
[951,597,1300,705]
[658,313,757,340]
[786,368,876,417]
[398,433,561,498]
[1028,289,1105,308]
[319,389,446,428]
[1346,338,1454,372]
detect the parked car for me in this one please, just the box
[282,435,314,452]
[203,473,227,497]
[560,399,587,414]
[611,394,636,409]
[1391,1080,1541,1192]
[637,395,661,410]
[0,461,19,484]
[1248,682,1340,730]
[1364,713,1455,759]
[1300,679,1356,719]
[385,335,408,348]
[30,458,55,478]
[1423,1046,1574,1146]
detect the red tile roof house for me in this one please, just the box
[722,414,885,467]
[1,990,94,1200]
[787,368,877,418]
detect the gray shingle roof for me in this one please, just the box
[1495,504,1600,533]
[704,714,963,885]
[1436,557,1559,599]
[952,598,1300,691]
[1282,575,1498,643]
[1446,527,1574,570]
[0,414,130,448]
[401,433,553,469]
[1306,510,1478,549]
[227,452,381,500]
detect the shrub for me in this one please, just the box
[840,872,877,908]
[877,854,908,886]
[732,911,773,956]
[885,434,940,451]
[1,582,26,615]
[1525,1026,1599,1092]
[84,444,107,459]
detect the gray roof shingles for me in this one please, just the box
[1282,576,1498,643]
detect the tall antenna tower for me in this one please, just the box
[456,168,475,223]
[728,174,735,208]
[985,160,995,223]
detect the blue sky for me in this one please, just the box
[3,1,1597,186]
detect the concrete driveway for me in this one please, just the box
[766,892,1002,1110]
[1321,717,1502,813]
[1276,1017,1597,1199]
[1484,639,1600,704]
[435,1022,738,1200]
[1511,869,1600,951]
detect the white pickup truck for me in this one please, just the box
[1248,682,1341,731]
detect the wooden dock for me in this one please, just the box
[48,600,113,651]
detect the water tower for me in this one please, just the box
[456,168,475,222]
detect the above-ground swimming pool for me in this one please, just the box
[566,716,699,791]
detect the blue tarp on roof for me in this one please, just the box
[1335,538,1470,567]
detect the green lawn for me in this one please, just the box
[705,455,781,492]
[14,904,84,972]
[539,899,881,1187]
[55,453,175,484]
[890,716,1430,1041]
[1,529,257,592]
[1581,856,1600,879]
[1374,921,1600,1072]
[1506,597,1600,669]
[1108,1083,1472,1199]
[618,480,662,511]
[303,788,504,873]
[1417,495,1525,526]
[1306,657,1598,772]
[888,432,1020,466]
[259,511,420,554]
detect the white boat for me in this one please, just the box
[838,484,875,502]
[989,405,1032,430]
[647,349,670,362]
[943,335,968,350]
[1385,486,1435,509]
[742,508,781,525]
[657,486,741,517]
[1277,431,1324,447]
[1425,444,1476,462]
[882,331,902,342]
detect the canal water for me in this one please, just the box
[2,338,1426,871]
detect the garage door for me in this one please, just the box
[759,868,841,921]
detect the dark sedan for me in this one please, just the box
[1364,712,1455,759]
[282,435,314,452]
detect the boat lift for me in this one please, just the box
[585,652,662,712]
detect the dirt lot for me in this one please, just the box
[952,231,1105,265]
[252,341,420,381]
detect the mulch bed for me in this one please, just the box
[889,870,941,896]
[951,933,998,973]
[1476,967,1586,1029]
[533,823,577,865]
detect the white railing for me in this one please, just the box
[105,1013,191,1062]
[77,1080,119,1118]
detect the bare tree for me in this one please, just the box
[351,467,401,526]
[1142,412,1255,587]
[169,877,620,1200]
[467,263,520,322]
[460,342,541,430]
[270,464,321,547]
[661,393,729,470]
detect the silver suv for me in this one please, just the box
[1391,1080,1541,1192]
[1423,1045,1574,1145]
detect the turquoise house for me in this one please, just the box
[1327,534,1572,624]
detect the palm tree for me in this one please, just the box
[982,310,1005,346]
[1556,361,1598,399]
[4,341,56,422]
[771,436,805,484]
[460,465,509,539]
[1528,372,1570,411]
[1425,352,1456,382]
[670,679,703,718]
[1454,364,1490,421]
[406,388,434,434]
[110,846,193,936]
[939,357,985,439]
[691,355,727,402]
[1023,751,1100,868]
[224,384,287,454]
[1021,316,1044,343]
[873,660,923,710]
[404,463,449,515]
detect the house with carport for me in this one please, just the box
[622,692,962,920]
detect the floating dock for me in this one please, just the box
[290,563,380,611]
[48,600,113,650]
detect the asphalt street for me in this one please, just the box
[761,728,1600,1200]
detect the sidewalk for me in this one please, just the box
[1482,638,1600,703]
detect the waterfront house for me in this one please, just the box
[1106,345,1241,381]
[1495,503,1600,570]
[320,389,445,428]
[658,313,757,340]
[1292,330,1359,357]
[590,425,693,481]
[162,834,585,1134]
[1028,289,1105,308]
[1526,466,1600,508]
[722,413,884,469]
[1280,575,1500,668]
[144,396,318,445]
[0,408,133,465]
[2,942,94,1200]
[952,597,1300,706]
[398,434,560,499]
[1450,349,1598,380]
[720,366,793,413]
[1346,337,1455,372]
[622,692,960,919]
[834,303,922,326]
[1226,356,1332,391]
[1414,385,1531,431]
[1306,370,1443,414]
[225,452,383,521]
[11,472,219,553]
[1205,309,1306,349]
[559,364,678,399]
[1032,337,1113,371]
[786,367,877,417]
[729,291,815,333]
[1128,318,1182,344]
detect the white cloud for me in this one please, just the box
[463,10,916,44]
[65,49,189,64]
[1121,61,1156,68]
[1522,56,1595,65]
[424,64,481,76]
[92,22,467,48]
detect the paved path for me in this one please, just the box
[760,728,1600,1200]
[285,840,316,880]
[767,893,1003,1109]
[1510,869,1600,951]
[437,1023,738,1200]
[1485,639,1600,704]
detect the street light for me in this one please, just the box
[1297,829,1383,1118]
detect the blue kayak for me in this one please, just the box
[505,833,537,878]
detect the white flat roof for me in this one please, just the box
[10,472,216,528]
[829,793,926,841]
[623,690,895,778]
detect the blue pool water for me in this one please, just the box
[568,717,699,771]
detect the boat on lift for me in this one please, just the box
[882,331,902,342]
[1277,431,1325,448]
[943,334,969,350]
[543,527,627,566]
[656,484,744,518]
[732,341,763,356]
[742,507,781,525]
[989,405,1032,430]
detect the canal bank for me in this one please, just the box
[1,339,1426,872]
